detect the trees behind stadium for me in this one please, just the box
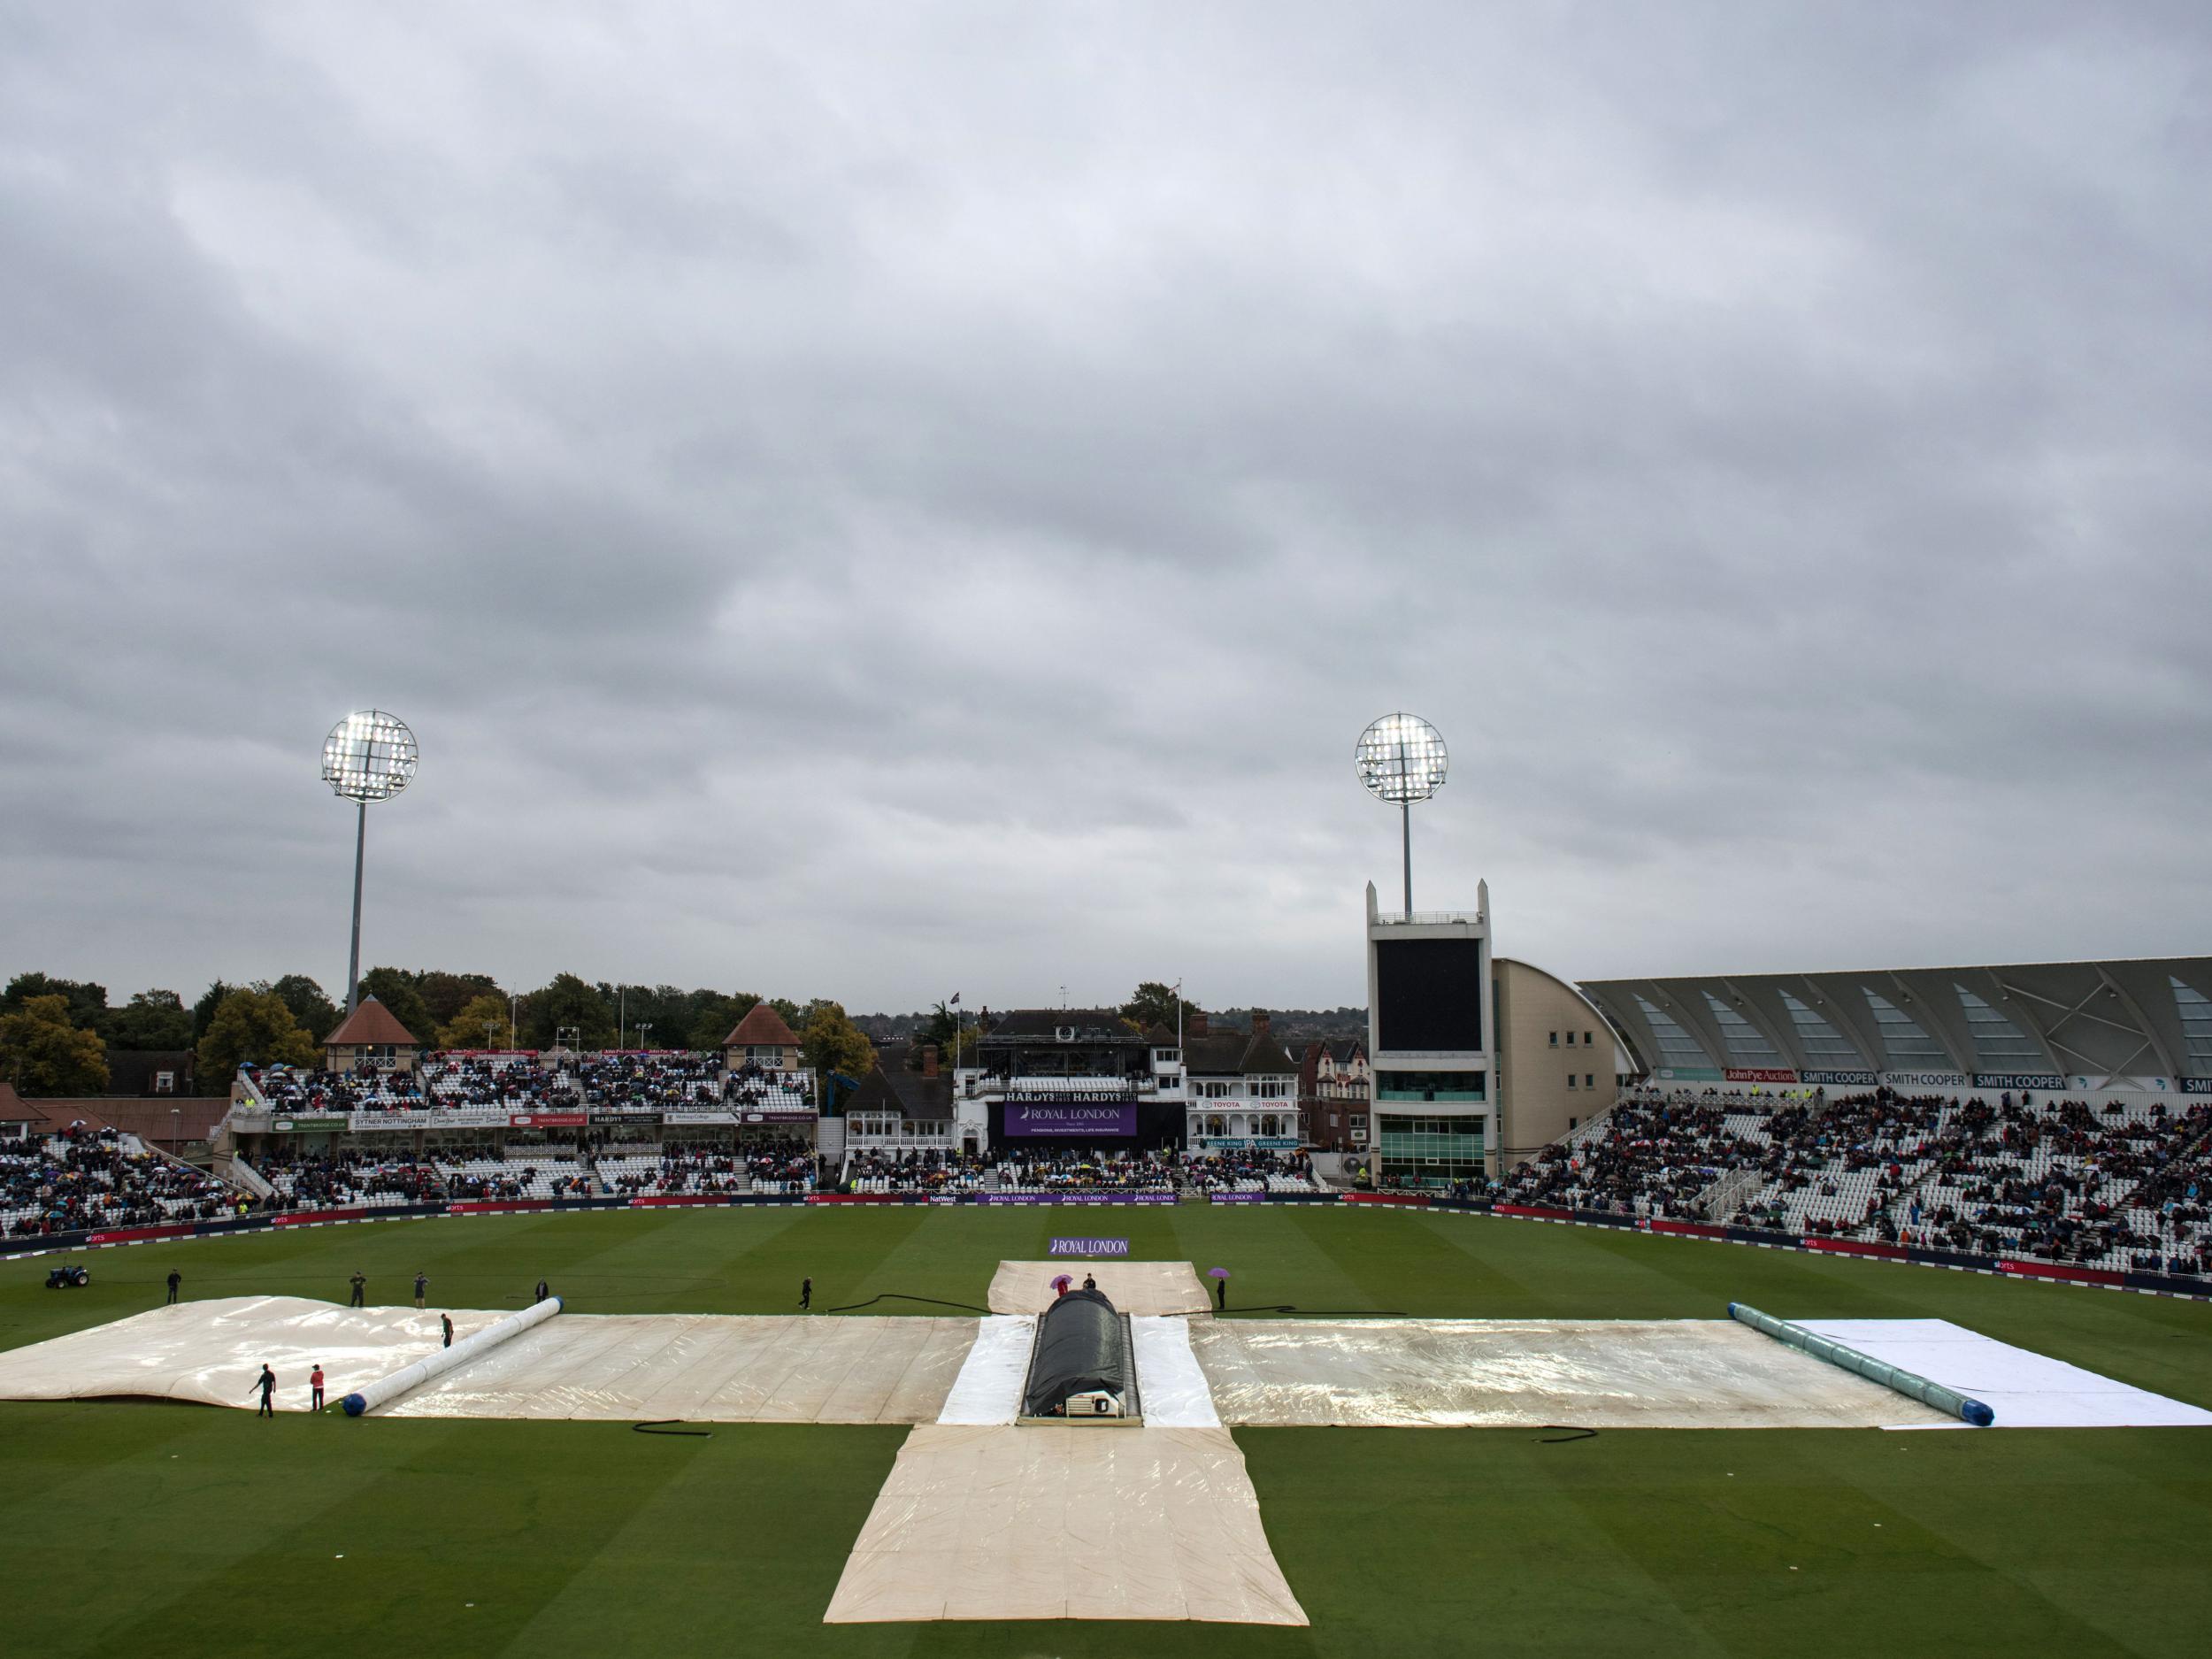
[2,968,845,1094]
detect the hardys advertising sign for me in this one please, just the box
[1005,1101,1137,1137]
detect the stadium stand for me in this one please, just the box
[991,1148,1176,1194]
[1182,1149,1320,1194]
[565,1052,723,1110]
[2,1125,238,1236]
[843,1148,986,1194]
[1508,1087,2212,1275]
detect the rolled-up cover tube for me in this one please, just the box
[1728,1302,1993,1426]
[342,1296,563,1417]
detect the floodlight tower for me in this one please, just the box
[1356,711,1447,915]
[321,710,419,1014]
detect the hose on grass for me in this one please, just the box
[822,1293,992,1315]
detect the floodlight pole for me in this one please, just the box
[1401,799,1412,916]
[345,800,367,1014]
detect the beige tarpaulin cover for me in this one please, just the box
[0,1296,506,1412]
[823,1424,1307,1625]
[380,1314,977,1423]
[987,1259,1210,1316]
[1188,1317,1953,1428]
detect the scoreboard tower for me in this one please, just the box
[1363,879,1494,1185]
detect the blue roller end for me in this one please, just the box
[1961,1398,1995,1428]
[341,1393,367,1417]
[1726,1302,1740,1318]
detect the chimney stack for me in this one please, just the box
[922,1044,940,1078]
[1251,1010,1271,1040]
[1189,1010,1210,1040]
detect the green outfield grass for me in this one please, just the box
[4,1206,2208,1657]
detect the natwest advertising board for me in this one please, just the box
[1004,1101,1136,1137]
[508,1111,588,1128]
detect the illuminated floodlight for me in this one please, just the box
[1356,712,1447,805]
[1356,712,1447,913]
[322,710,419,1014]
[323,710,419,803]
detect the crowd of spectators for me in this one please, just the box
[1182,1148,1318,1193]
[994,1148,1175,1194]
[2,1125,238,1237]
[843,1148,987,1194]
[566,1053,724,1111]
[1507,1095,1766,1218]
[1504,1086,2212,1275]
[419,1054,567,1111]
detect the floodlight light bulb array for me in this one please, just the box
[322,710,419,803]
[1356,711,1448,804]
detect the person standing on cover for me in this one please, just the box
[249,1364,276,1417]
[165,1269,180,1305]
[413,1271,428,1310]
[310,1364,325,1411]
[348,1271,366,1308]
[799,1276,812,1311]
[442,1314,454,1348]
[534,1278,549,1304]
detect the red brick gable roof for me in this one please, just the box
[324,995,419,1048]
[725,1002,800,1048]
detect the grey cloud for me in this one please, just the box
[3,3,2208,1014]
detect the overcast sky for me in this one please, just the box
[4,3,2208,1016]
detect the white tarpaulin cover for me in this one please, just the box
[822,1424,1307,1625]
[936,1315,1034,1425]
[1132,1315,1222,1428]
[1795,1318,2212,1429]
[0,1296,506,1411]
[1187,1317,1955,1428]
[380,1314,978,1422]
[987,1259,1210,1316]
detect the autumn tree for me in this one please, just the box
[269,974,342,1043]
[3,972,110,1036]
[0,995,110,1096]
[687,992,762,1050]
[520,973,616,1050]
[196,988,320,1083]
[1120,981,1201,1035]
[437,992,518,1051]
[355,968,434,1043]
[107,988,195,1051]
[799,999,876,1092]
[417,971,503,1030]
[192,980,235,1043]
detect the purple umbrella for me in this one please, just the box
[1050,1273,1073,1291]
[1207,1267,1230,1279]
